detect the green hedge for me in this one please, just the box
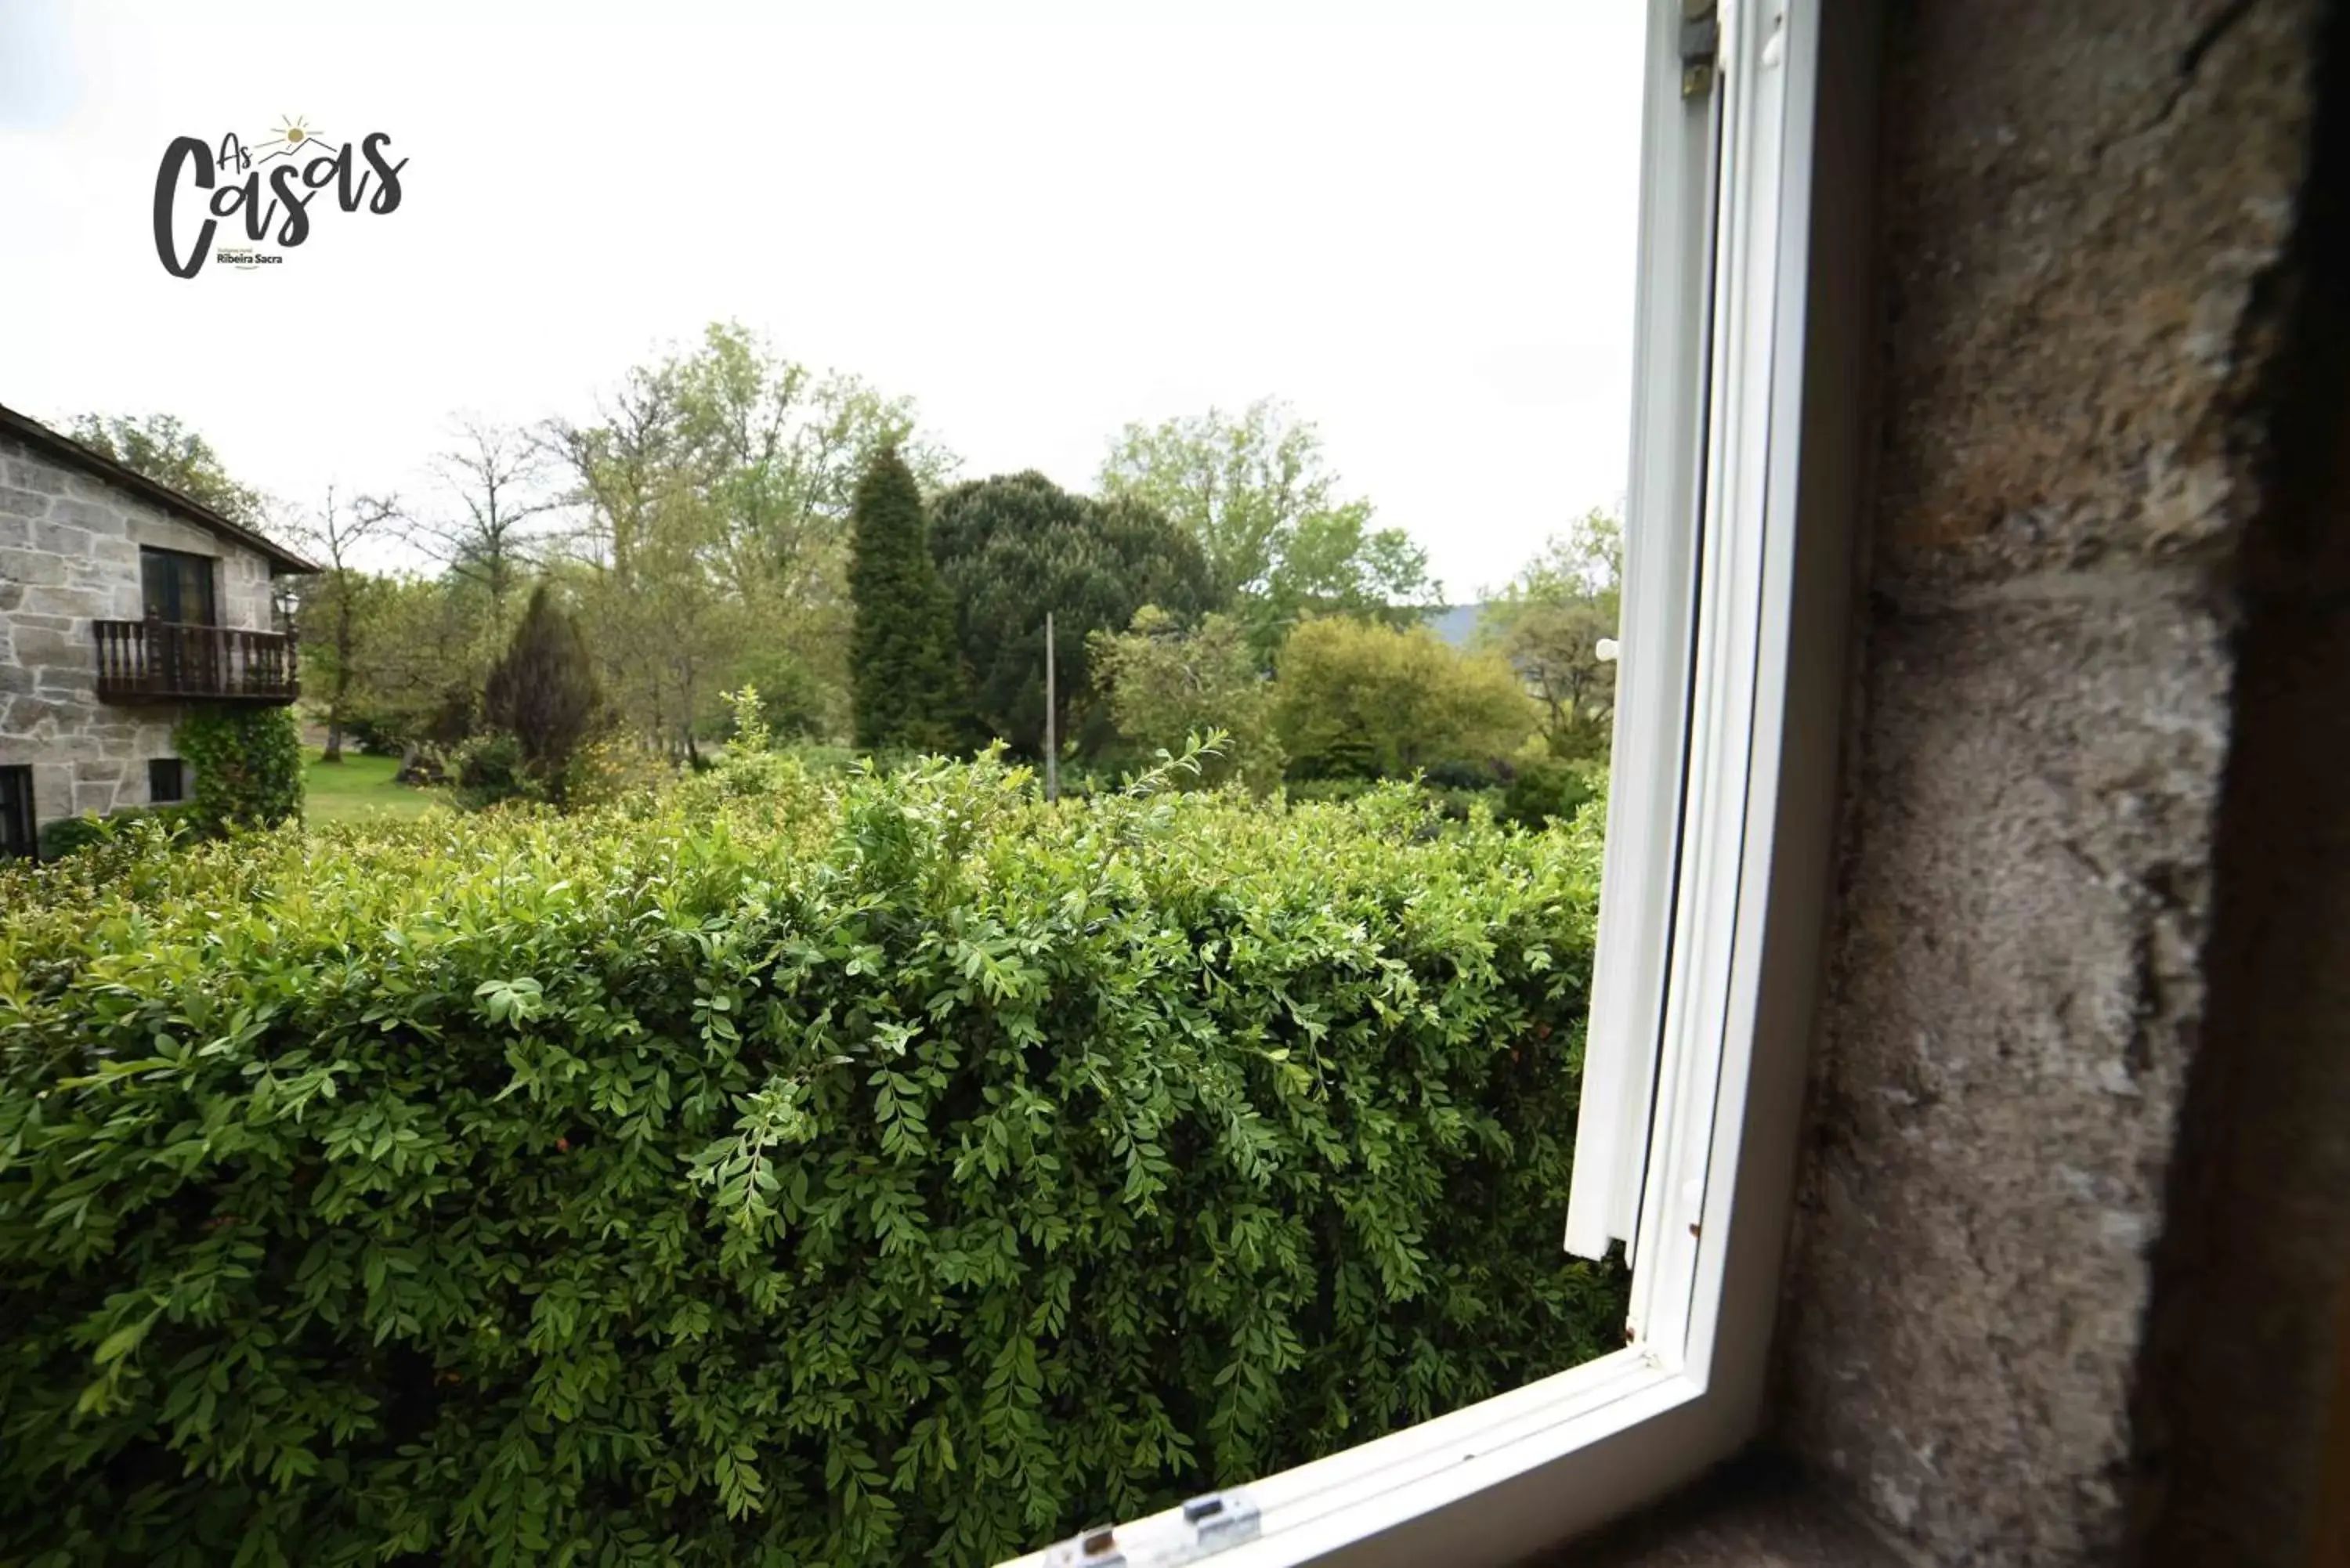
[0,757,1622,1566]
[34,804,203,862]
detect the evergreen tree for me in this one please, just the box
[484,584,600,796]
[928,472,1217,757]
[848,446,962,751]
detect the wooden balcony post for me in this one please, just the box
[92,619,301,706]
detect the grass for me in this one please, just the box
[303,749,448,825]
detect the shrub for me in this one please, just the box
[0,758,1621,1566]
[1502,753,1601,832]
[1274,617,1538,781]
[562,735,681,813]
[1090,607,1283,789]
[448,730,534,811]
[720,650,840,745]
[172,705,303,833]
[34,804,202,861]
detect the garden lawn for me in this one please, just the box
[301,747,446,823]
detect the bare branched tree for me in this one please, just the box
[412,416,561,622]
[293,486,402,762]
[538,365,686,588]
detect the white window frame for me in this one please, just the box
[1006,1,1874,1561]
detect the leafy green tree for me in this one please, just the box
[1090,606,1282,788]
[928,472,1217,757]
[848,447,962,751]
[65,411,266,522]
[544,324,952,755]
[671,320,954,609]
[483,584,601,797]
[544,356,721,756]
[332,571,495,749]
[1274,616,1538,779]
[1097,398,1437,655]
[1480,509,1623,761]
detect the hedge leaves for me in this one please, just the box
[0,757,1623,1566]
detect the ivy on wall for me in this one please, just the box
[172,706,303,833]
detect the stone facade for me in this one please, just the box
[1770,2,2343,1565]
[0,430,287,832]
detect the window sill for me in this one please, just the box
[1526,1454,1907,1568]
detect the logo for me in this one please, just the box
[152,117,406,279]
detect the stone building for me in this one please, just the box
[0,404,317,856]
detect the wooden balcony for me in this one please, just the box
[92,620,300,706]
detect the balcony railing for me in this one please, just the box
[92,619,300,706]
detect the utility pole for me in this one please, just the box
[1043,611,1059,803]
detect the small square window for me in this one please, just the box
[148,758,188,804]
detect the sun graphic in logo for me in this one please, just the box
[254,115,327,164]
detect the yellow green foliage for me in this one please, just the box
[1274,617,1539,779]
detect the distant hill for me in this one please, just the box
[1423,603,1493,649]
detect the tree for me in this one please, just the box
[670,320,953,609]
[1273,617,1538,779]
[927,472,1218,757]
[1480,509,1623,761]
[1097,398,1437,655]
[414,416,560,625]
[335,572,489,750]
[544,325,953,755]
[847,447,961,752]
[65,411,266,522]
[290,486,400,762]
[483,585,600,797]
[1090,606,1282,789]
[543,356,699,750]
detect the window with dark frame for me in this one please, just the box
[148,758,188,805]
[0,767,34,861]
[139,546,219,626]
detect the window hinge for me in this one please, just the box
[1042,1490,1261,1568]
[1680,0,1720,99]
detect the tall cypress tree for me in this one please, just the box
[484,583,600,797]
[848,446,962,751]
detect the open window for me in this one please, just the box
[1007,1,1870,1561]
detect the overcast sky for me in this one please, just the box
[0,0,1643,598]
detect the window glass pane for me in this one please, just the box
[185,555,217,625]
[6,7,1661,1563]
[0,767,32,859]
[139,547,217,624]
[139,547,171,619]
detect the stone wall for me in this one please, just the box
[0,431,283,828]
[1770,2,2337,1565]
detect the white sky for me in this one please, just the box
[0,0,1643,599]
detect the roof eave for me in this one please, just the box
[0,402,323,575]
